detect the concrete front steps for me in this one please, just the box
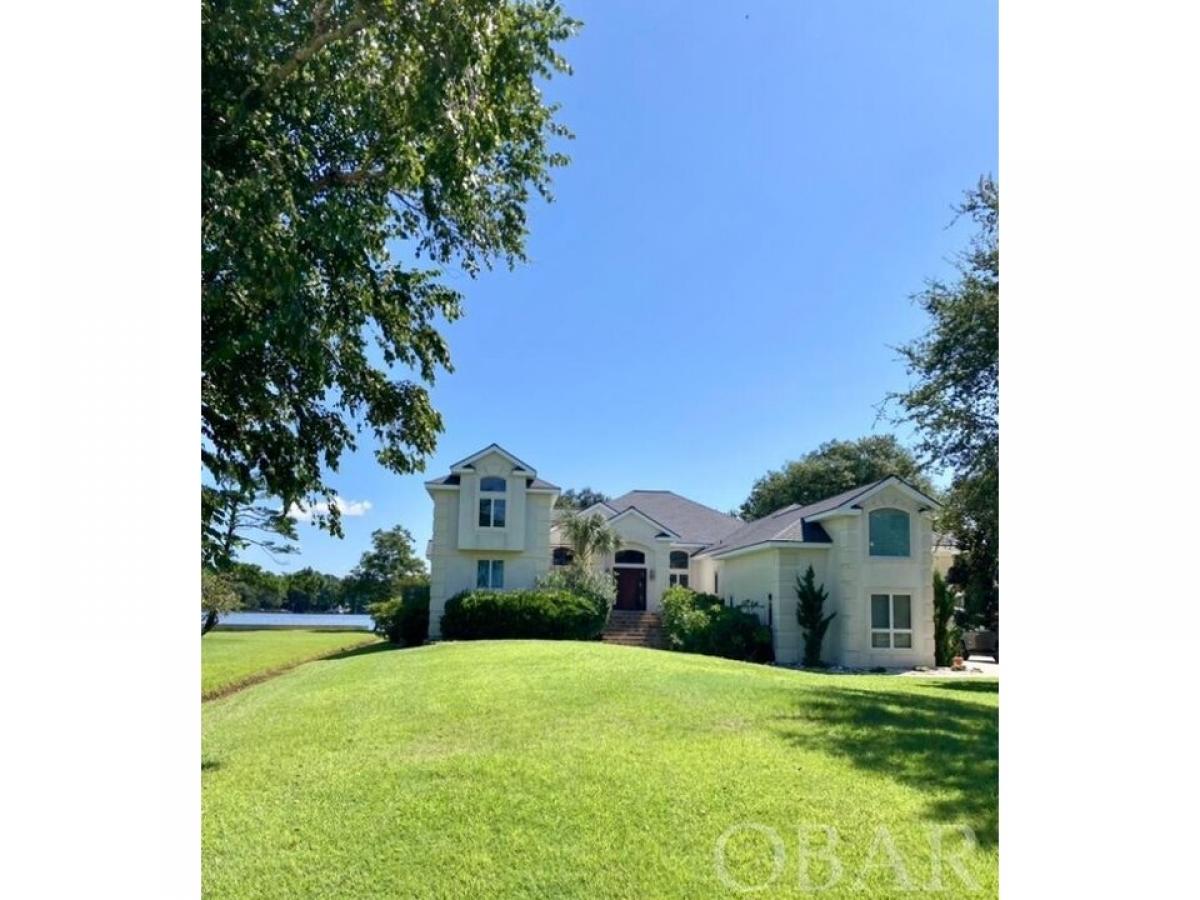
[602,610,665,649]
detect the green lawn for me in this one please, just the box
[201,629,380,699]
[202,641,998,898]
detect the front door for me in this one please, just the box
[614,568,647,610]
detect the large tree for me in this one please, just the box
[344,525,428,611]
[889,176,998,629]
[202,1,579,563]
[739,435,933,521]
[202,478,298,569]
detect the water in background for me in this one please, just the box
[217,611,375,631]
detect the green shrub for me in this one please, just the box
[536,565,615,617]
[368,583,430,646]
[441,588,606,641]
[932,571,961,666]
[661,585,772,662]
[795,565,836,668]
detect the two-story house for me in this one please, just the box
[425,443,941,667]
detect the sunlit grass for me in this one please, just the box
[201,629,380,699]
[203,641,997,898]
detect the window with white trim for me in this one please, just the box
[868,508,910,557]
[477,559,504,589]
[870,593,912,648]
[478,478,507,528]
[552,547,574,567]
[668,550,689,587]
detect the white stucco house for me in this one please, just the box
[425,443,942,667]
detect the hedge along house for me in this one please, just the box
[425,443,942,667]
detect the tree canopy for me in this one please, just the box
[554,487,610,511]
[202,0,579,564]
[889,176,998,628]
[738,435,933,521]
[345,525,428,610]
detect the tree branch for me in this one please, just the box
[240,9,370,109]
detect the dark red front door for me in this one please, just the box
[614,568,647,610]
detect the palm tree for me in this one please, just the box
[557,511,621,568]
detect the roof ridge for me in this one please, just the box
[612,489,741,522]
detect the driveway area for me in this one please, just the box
[900,655,999,678]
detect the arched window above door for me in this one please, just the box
[614,549,646,565]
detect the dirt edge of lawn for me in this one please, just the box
[202,635,381,703]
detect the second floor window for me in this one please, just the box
[479,497,507,527]
[477,559,504,589]
[868,508,911,557]
[479,476,507,527]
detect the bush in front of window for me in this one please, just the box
[368,583,430,646]
[536,565,615,618]
[660,585,772,662]
[440,588,607,641]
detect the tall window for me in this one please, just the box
[868,508,911,557]
[870,593,912,648]
[669,550,689,587]
[614,549,645,565]
[479,477,507,528]
[477,559,504,589]
[552,547,574,567]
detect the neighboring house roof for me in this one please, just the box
[699,475,940,559]
[603,491,742,546]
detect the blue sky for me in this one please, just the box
[253,0,997,576]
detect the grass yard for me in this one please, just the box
[202,641,998,898]
[201,629,380,699]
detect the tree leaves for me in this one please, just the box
[739,435,933,521]
[202,1,579,561]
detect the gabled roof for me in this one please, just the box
[603,490,742,545]
[606,505,682,540]
[698,475,938,558]
[425,472,560,491]
[448,443,537,474]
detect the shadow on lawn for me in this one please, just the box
[929,680,999,694]
[774,685,998,846]
[317,641,407,662]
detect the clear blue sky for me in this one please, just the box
[249,0,997,576]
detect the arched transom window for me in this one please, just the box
[868,508,911,557]
[480,476,506,492]
[614,549,646,565]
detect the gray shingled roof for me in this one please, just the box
[604,491,743,545]
[699,477,895,557]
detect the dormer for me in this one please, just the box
[425,444,559,553]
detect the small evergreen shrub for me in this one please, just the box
[795,565,836,668]
[661,585,772,662]
[932,571,960,666]
[368,583,430,646]
[440,588,606,641]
